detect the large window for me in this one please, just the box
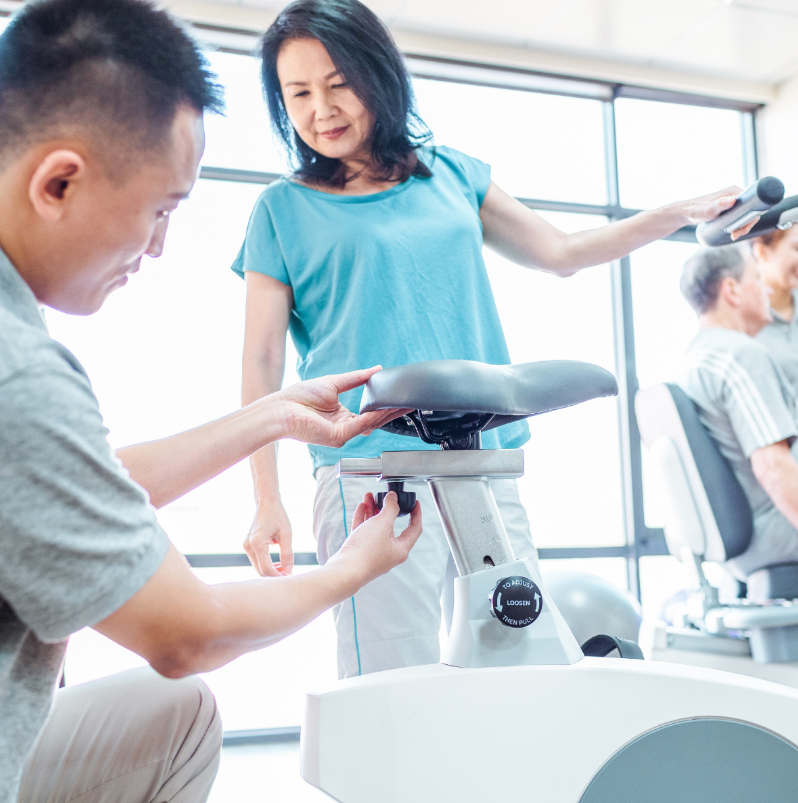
[47,48,757,731]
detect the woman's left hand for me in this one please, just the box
[675,185,759,240]
[269,367,410,447]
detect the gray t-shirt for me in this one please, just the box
[681,326,798,578]
[0,250,169,801]
[756,290,798,396]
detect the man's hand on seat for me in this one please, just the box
[751,441,798,530]
[271,367,411,448]
[117,366,409,511]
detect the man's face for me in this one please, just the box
[45,105,204,315]
[736,254,773,336]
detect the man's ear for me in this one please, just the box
[28,149,86,223]
[718,275,741,308]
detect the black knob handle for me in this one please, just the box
[375,482,416,517]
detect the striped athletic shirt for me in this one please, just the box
[681,326,798,577]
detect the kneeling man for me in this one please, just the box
[0,1,420,801]
[680,243,798,578]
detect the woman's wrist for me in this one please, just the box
[254,492,284,511]
[650,202,692,232]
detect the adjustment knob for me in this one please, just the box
[489,576,543,628]
[375,482,416,517]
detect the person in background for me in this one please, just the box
[235,0,756,680]
[753,226,798,392]
[0,2,419,801]
[679,244,798,581]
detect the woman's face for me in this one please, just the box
[756,226,798,292]
[277,38,375,163]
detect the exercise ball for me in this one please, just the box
[540,568,642,645]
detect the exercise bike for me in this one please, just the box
[300,358,798,802]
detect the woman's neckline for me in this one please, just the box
[283,174,416,203]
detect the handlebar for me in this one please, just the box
[714,194,798,244]
[696,176,785,247]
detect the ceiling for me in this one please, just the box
[204,0,798,85]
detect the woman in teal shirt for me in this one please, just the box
[235,0,749,678]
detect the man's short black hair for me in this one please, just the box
[680,244,749,315]
[0,0,224,173]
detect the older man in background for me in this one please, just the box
[680,243,798,579]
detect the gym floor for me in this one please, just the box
[208,742,327,802]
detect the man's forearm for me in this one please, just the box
[96,494,423,679]
[752,443,798,530]
[116,398,287,508]
[95,544,364,678]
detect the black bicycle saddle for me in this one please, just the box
[361,359,618,450]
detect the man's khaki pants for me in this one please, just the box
[18,667,222,803]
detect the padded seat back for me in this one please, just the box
[747,565,798,602]
[635,383,752,563]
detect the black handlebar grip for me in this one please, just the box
[696,176,785,247]
[719,194,798,244]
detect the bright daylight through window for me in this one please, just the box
[44,48,754,731]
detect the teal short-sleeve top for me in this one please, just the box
[232,145,530,470]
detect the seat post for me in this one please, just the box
[428,477,515,575]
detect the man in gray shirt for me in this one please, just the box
[680,244,798,579]
[0,2,421,801]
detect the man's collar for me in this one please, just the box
[0,248,48,330]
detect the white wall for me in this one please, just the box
[758,74,798,192]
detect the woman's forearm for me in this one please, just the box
[552,206,688,273]
[243,350,287,505]
[481,181,739,277]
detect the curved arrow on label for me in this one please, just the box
[534,593,541,613]
[496,593,503,613]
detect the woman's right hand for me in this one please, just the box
[329,492,422,586]
[244,500,294,577]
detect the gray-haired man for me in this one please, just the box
[680,243,798,579]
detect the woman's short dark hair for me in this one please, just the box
[260,0,432,188]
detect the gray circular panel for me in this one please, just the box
[579,718,798,803]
